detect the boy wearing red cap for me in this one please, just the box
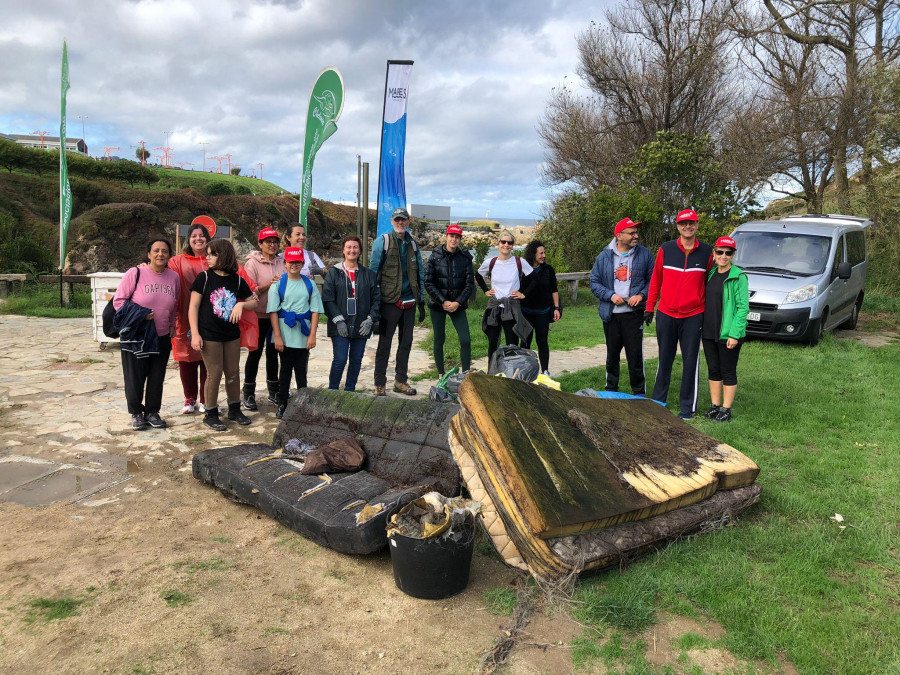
[645,208,714,419]
[589,217,653,395]
[268,247,325,418]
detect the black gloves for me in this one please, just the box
[417,302,426,323]
[644,311,654,326]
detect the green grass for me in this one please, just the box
[0,282,91,318]
[482,587,518,615]
[413,287,638,378]
[25,596,83,622]
[862,292,900,331]
[563,334,900,673]
[149,167,288,196]
[159,589,192,608]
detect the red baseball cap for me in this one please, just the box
[284,247,305,264]
[676,209,699,223]
[446,224,463,236]
[257,227,279,242]
[715,236,737,251]
[614,217,642,236]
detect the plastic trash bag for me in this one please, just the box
[429,367,461,403]
[488,345,540,381]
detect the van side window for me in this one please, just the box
[831,236,845,280]
[847,231,866,266]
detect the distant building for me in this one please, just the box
[410,203,451,222]
[5,133,88,155]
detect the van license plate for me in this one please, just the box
[748,312,761,321]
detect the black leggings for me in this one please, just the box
[121,336,171,415]
[702,338,742,386]
[279,346,309,401]
[522,310,551,372]
[244,314,277,385]
[484,318,518,365]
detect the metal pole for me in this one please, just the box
[362,162,370,267]
[356,154,362,241]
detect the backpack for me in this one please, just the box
[276,272,314,302]
[488,255,522,275]
[102,268,140,338]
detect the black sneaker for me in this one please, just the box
[713,407,733,423]
[702,404,721,419]
[275,402,287,420]
[131,413,148,431]
[227,402,252,426]
[203,408,227,432]
[144,412,167,429]
[242,393,258,411]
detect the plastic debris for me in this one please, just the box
[386,492,482,541]
[356,502,385,524]
[284,438,315,460]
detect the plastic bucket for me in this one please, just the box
[388,527,475,599]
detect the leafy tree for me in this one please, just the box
[230,166,241,176]
[135,147,150,163]
[0,139,26,173]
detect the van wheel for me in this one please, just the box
[840,295,862,330]
[808,309,827,346]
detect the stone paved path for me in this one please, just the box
[0,315,657,505]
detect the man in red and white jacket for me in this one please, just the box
[645,209,714,419]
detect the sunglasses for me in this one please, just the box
[714,249,735,256]
[499,240,513,245]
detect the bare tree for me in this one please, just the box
[538,0,738,190]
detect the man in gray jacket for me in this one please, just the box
[589,218,653,395]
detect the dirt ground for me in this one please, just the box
[0,315,813,673]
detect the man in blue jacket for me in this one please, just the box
[589,218,653,395]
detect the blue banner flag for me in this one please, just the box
[375,60,413,237]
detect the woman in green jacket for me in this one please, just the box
[701,236,749,422]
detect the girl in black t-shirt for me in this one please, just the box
[189,238,257,431]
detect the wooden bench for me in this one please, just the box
[555,271,591,303]
[37,274,91,307]
[0,273,31,298]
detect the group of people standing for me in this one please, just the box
[590,209,750,421]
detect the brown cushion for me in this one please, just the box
[301,438,365,475]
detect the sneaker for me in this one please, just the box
[677,411,693,420]
[145,412,167,429]
[374,385,386,397]
[198,403,206,413]
[702,404,721,419]
[393,381,417,396]
[242,393,257,411]
[713,408,733,423]
[276,402,287,419]
[182,400,196,415]
[227,402,252,426]
[542,370,551,377]
[131,413,148,431]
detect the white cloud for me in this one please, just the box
[0,0,610,217]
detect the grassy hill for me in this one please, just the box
[150,167,290,196]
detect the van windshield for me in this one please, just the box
[731,232,832,276]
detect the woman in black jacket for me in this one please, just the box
[521,240,561,375]
[322,234,381,391]
[424,224,476,375]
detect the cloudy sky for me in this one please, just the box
[0,0,609,219]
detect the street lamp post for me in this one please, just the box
[76,115,88,144]
[199,141,209,172]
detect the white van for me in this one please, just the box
[729,214,871,345]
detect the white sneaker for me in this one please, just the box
[542,370,551,377]
[198,403,206,413]
[182,400,196,415]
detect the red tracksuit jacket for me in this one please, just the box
[646,239,714,319]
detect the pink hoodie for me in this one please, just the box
[243,250,286,317]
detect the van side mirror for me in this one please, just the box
[837,261,852,280]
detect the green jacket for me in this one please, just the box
[707,265,749,340]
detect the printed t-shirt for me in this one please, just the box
[113,266,181,336]
[477,256,534,308]
[267,276,325,349]
[190,271,252,342]
[613,247,635,314]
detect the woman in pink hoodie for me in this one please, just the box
[241,227,286,409]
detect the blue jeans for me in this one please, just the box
[330,336,367,391]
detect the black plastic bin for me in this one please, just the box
[388,528,475,599]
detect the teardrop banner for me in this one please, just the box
[191,215,217,238]
[300,67,345,232]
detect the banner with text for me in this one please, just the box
[59,40,72,269]
[300,66,344,230]
[375,60,413,238]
